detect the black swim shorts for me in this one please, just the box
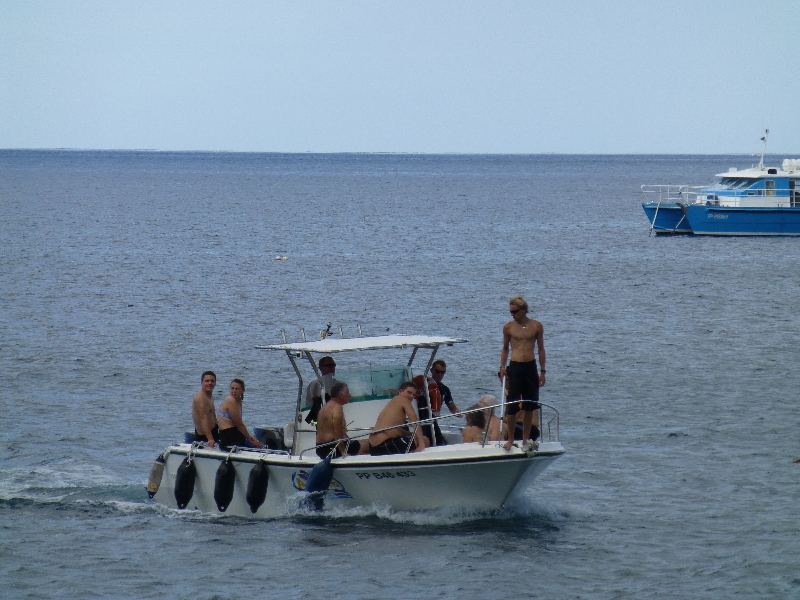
[369,436,416,456]
[506,360,540,413]
[195,425,220,444]
[316,439,362,459]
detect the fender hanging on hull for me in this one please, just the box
[146,453,165,499]
[174,457,197,509]
[246,461,269,513]
[214,459,237,512]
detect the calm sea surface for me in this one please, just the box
[1,151,798,599]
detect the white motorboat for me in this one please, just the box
[149,332,565,517]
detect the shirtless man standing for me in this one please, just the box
[499,296,546,451]
[369,382,429,455]
[192,371,219,447]
[315,382,368,459]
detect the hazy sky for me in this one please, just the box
[1,1,797,153]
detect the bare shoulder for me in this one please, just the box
[192,390,206,405]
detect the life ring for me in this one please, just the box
[412,374,442,413]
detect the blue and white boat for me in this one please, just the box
[642,132,800,236]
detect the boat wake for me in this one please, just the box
[1,460,578,527]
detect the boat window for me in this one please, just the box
[717,178,756,189]
[337,364,412,401]
[765,180,775,196]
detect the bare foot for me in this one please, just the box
[503,439,514,451]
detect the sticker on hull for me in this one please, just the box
[292,470,353,499]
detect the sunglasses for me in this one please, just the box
[432,368,446,375]
[509,308,520,314]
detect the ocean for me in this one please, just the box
[1,150,798,599]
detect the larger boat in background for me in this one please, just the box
[642,131,800,236]
[148,330,564,518]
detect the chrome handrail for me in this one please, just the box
[298,401,561,458]
[641,184,704,203]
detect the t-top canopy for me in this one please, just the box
[256,334,467,354]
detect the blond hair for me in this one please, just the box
[509,296,528,312]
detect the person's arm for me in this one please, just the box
[537,324,546,387]
[499,325,511,380]
[229,403,264,448]
[403,400,426,452]
[439,383,463,418]
[442,385,460,415]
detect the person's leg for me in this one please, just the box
[504,402,520,450]
[521,409,533,447]
[433,420,446,446]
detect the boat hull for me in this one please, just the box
[152,442,565,517]
[641,203,693,234]
[685,205,800,236]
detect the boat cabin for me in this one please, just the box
[700,160,800,208]
[256,333,468,456]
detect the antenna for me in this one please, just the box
[758,129,769,170]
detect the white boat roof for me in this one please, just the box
[715,165,799,178]
[256,334,467,353]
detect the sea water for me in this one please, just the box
[1,151,798,599]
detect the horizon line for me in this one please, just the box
[1,147,796,157]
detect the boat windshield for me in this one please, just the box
[336,363,412,401]
[717,177,757,189]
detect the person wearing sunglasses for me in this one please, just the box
[431,360,462,442]
[498,295,546,451]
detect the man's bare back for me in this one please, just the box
[315,383,368,458]
[316,400,345,446]
[369,384,427,452]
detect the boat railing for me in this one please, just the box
[185,441,291,457]
[641,184,704,204]
[299,401,560,459]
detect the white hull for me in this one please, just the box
[153,441,565,518]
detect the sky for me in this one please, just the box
[1,0,798,154]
